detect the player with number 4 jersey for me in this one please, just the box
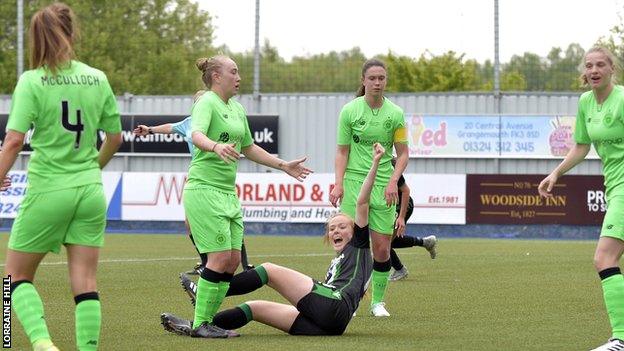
[0,3,122,350]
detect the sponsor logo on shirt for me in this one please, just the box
[351,134,392,147]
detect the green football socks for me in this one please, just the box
[193,277,220,328]
[11,281,51,346]
[600,267,624,340]
[74,292,101,351]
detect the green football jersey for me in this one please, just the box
[7,60,121,193]
[575,85,624,198]
[185,91,253,193]
[337,96,407,185]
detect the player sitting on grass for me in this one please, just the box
[161,143,385,336]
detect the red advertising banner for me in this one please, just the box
[466,174,606,225]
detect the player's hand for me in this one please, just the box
[214,143,240,163]
[329,183,343,208]
[538,173,558,198]
[384,181,399,207]
[394,216,406,237]
[373,142,385,163]
[133,125,149,136]
[281,156,313,182]
[0,176,11,191]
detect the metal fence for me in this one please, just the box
[0,92,602,175]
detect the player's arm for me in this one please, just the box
[331,106,352,207]
[133,123,174,136]
[0,130,24,182]
[191,131,239,163]
[397,182,410,221]
[385,142,408,205]
[241,144,312,182]
[241,143,285,169]
[355,143,384,228]
[329,145,349,207]
[551,143,591,177]
[394,181,410,236]
[98,132,122,169]
[538,143,590,197]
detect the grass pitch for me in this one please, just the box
[1,233,609,350]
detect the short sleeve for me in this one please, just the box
[574,97,591,144]
[397,175,406,188]
[171,117,192,137]
[337,106,352,145]
[191,98,213,134]
[241,115,254,148]
[98,77,121,133]
[350,224,370,249]
[7,73,37,133]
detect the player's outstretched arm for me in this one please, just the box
[241,144,313,182]
[355,143,384,228]
[133,123,174,136]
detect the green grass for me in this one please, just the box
[1,233,610,350]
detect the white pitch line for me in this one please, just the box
[0,251,423,267]
[0,252,334,267]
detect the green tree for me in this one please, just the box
[1,0,215,94]
[504,52,546,91]
[544,43,585,91]
[384,51,479,92]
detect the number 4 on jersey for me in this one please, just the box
[61,101,84,149]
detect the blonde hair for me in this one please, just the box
[323,212,354,245]
[196,55,230,88]
[193,90,206,102]
[29,2,78,75]
[579,46,620,86]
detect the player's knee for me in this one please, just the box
[260,262,284,281]
[372,246,390,261]
[227,257,241,273]
[261,262,275,273]
[593,250,619,271]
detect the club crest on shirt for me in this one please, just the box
[604,112,615,126]
[218,132,230,142]
[383,118,393,131]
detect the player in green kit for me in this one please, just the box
[0,3,122,351]
[329,59,409,317]
[133,91,255,276]
[539,47,624,351]
[181,55,312,338]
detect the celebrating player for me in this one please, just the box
[161,143,385,336]
[329,59,409,316]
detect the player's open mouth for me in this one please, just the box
[333,237,343,245]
